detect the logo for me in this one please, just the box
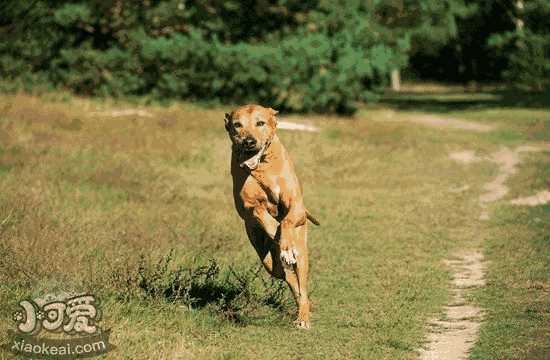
[4,292,115,359]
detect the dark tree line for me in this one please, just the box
[0,1,548,113]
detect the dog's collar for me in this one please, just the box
[239,138,272,171]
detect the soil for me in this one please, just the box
[418,252,485,360]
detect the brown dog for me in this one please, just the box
[224,104,319,329]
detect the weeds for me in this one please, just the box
[108,249,291,324]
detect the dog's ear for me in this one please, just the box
[268,108,278,129]
[224,112,231,132]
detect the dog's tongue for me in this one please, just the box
[240,147,265,171]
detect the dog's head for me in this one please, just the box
[224,104,278,154]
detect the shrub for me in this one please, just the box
[502,32,550,91]
[488,0,550,91]
[108,250,291,323]
[0,1,408,113]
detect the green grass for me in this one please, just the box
[471,204,550,360]
[0,89,548,359]
[471,152,550,360]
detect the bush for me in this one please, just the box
[0,1,411,113]
[44,27,389,113]
[488,0,550,91]
[108,250,291,323]
[498,32,550,91]
[148,31,385,114]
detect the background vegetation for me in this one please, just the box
[1,0,548,113]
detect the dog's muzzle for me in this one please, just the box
[239,139,272,171]
[243,137,257,149]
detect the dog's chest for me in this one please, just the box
[240,174,281,214]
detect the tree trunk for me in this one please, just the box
[391,69,401,92]
[515,0,524,32]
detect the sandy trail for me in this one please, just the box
[448,151,482,164]
[422,143,548,359]
[277,120,319,132]
[376,111,494,132]
[450,145,548,220]
[418,111,547,359]
[409,115,494,132]
[90,109,154,118]
[510,190,550,206]
[419,252,485,360]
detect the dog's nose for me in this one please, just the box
[243,137,257,147]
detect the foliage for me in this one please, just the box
[109,250,290,323]
[0,0,470,113]
[373,0,474,54]
[409,0,550,89]
[488,0,550,90]
[6,1,543,108]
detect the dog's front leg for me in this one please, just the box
[278,197,307,266]
[252,205,279,240]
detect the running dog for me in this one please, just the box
[224,104,319,329]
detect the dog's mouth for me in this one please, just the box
[238,137,273,171]
[242,143,261,154]
[239,143,266,171]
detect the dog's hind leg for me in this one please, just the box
[245,223,285,279]
[245,223,310,329]
[291,224,310,329]
[276,225,311,329]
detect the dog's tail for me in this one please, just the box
[306,210,320,226]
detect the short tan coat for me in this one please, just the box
[224,104,319,328]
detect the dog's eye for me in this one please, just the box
[233,122,242,129]
[256,121,265,127]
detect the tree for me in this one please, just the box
[372,0,474,90]
[0,0,516,112]
[488,0,550,90]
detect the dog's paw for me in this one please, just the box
[280,247,299,266]
[294,319,311,330]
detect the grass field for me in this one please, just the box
[0,89,548,359]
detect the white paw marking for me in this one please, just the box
[295,320,311,330]
[280,249,297,266]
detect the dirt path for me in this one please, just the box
[408,114,494,132]
[450,145,548,220]
[511,190,550,206]
[376,111,494,132]
[418,252,485,360]
[277,119,320,132]
[421,143,549,359]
